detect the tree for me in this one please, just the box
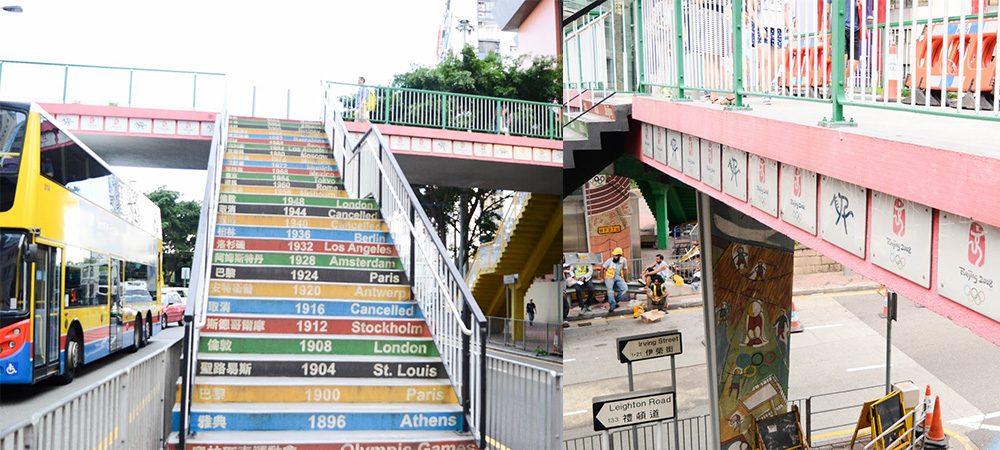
[393,45,561,103]
[394,46,559,273]
[146,188,200,286]
[414,186,512,269]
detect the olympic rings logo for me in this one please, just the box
[792,210,802,222]
[964,285,987,306]
[888,252,907,269]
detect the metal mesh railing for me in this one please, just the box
[563,414,715,450]
[326,81,562,139]
[486,316,563,355]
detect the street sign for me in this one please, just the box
[181,267,191,280]
[503,274,518,285]
[593,387,677,431]
[617,330,683,363]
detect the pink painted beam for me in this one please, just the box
[624,130,1000,347]
[632,97,1000,231]
[39,103,216,122]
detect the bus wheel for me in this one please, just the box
[139,317,149,348]
[56,330,81,384]
[128,319,142,353]
[145,316,153,343]
[161,314,168,330]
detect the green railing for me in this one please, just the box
[325,81,562,139]
[636,0,999,122]
[0,60,225,111]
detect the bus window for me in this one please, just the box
[123,261,156,303]
[0,233,28,320]
[0,107,27,212]
[65,246,104,308]
[39,116,114,212]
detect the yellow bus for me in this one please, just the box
[0,102,164,384]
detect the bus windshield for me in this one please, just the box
[0,107,28,212]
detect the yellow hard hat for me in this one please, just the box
[612,247,623,255]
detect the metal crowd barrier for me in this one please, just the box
[563,414,714,450]
[326,81,562,139]
[484,355,563,450]
[324,86,490,447]
[0,339,183,450]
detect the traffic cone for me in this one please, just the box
[915,385,934,437]
[886,43,900,100]
[879,295,889,319]
[790,302,804,333]
[923,396,950,449]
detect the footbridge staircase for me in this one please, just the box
[170,101,489,448]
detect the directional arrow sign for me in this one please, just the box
[616,330,683,363]
[593,387,677,431]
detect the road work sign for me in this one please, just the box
[593,387,677,431]
[616,330,682,363]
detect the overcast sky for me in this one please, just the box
[1,0,446,200]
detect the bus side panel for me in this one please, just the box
[0,319,34,384]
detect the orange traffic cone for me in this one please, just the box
[878,295,889,319]
[924,396,950,449]
[790,302,804,333]
[915,385,934,436]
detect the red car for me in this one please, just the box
[161,291,186,328]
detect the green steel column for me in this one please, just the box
[655,186,672,250]
[192,73,198,110]
[673,0,687,99]
[824,0,855,126]
[128,70,134,107]
[637,0,646,91]
[731,0,749,109]
[62,65,69,103]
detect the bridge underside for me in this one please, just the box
[76,134,210,170]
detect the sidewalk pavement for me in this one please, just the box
[566,270,882,322]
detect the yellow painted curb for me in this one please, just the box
[219,185,348,198]
[216,213,387,231]
[181,384,457,404]
[208,280,411,301]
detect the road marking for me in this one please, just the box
[485,435,511,450]
[564,358,576,363]
[804,323,844,330]
[811,427,973,450]
[949,410,1000,431]
[564,409,589,416]
[846,364,890,372]
[794,289,880,300]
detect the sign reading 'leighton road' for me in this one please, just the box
[616,330,683,363]
[593,387,677,431]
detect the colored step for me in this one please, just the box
[218,185,348,198]
[207,280,410,301]
[209,265,404,285]
[212,251,402,271]
[228,127,326,137]
[202,315,429,337]
[213,237,396,257]
[183,381,456,404]
[221,171,342,184]
[215,214,385,231]
[176,404,463,432]
[223,152,336,164]
[221,159,337,171]
[229,137,328,148]
[220,178,342,190]
[168,431,475,450]
[225,148,332,158]
[229,118,323,128]
[228,142,331,152]
[214,203,377,220]
[194,356,445,379]
[228,132,328,142]
[216,194,374,209]
[204,298,422,318]
[213,225,391,243]
[198,335,439,357]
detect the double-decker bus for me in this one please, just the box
[0,102,164,384]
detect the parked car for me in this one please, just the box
[161,291,186,327]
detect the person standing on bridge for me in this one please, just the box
[602,247,629,313]
[355,77,371,124]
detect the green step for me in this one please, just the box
[199,336,439,357]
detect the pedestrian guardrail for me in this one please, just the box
[485,355,563,450]
[466,191,530,289]
[324,86,489,447]
[486,316,563,355]
[0,60,225,111]
[325,81,562,139]
[563,414,714,450]
[0,339,183,450]
[637,0,999,122]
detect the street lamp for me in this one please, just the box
[456,19,474,48]
[1,5,23,12]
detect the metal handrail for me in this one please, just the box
[177,105,227,448]
[466,192,531,289]
[0,59,225,110]
[324,85,487,446]
[325,81,562,139]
